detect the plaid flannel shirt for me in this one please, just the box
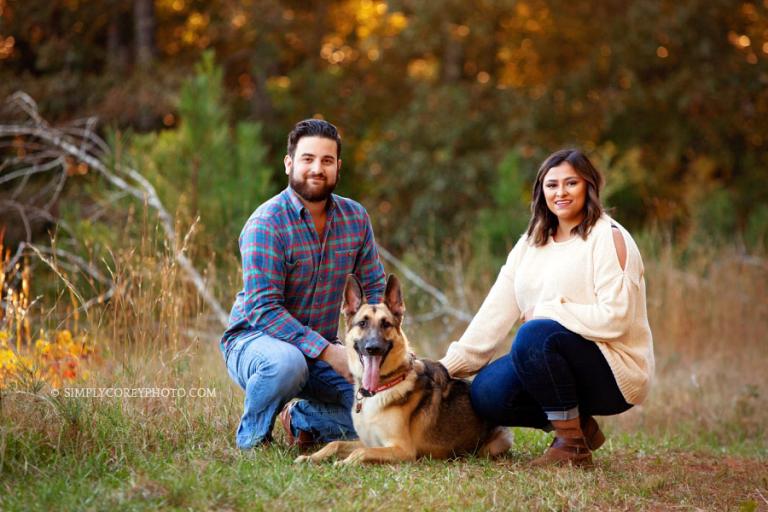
[220,187,386,358]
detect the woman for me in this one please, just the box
[439,148,654,467]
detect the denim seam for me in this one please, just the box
[541,330,580,417]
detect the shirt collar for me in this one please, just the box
[283,186,338,217]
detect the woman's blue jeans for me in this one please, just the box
[224,331,356,449]
[471,319,631,427]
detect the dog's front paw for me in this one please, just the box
[337,448,366,465]
[294,454,312,464]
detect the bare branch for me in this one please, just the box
[79,286,115,311]
[8,243,113,318]
[0,156,64,186]
[0,200,76,252]
[30,244,110,284]
[756,488,768,506]
[7,91,45,126]
[41,168,67,210]
[377,245,472,323]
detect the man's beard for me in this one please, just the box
[289,171,338,203]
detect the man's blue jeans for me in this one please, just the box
[470,319,631,427]
[224,331,356,449]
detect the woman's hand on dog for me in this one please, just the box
[319,343,353,383]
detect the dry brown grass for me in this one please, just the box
[617,247,768,446]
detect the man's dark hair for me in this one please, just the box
[286,119,342,159]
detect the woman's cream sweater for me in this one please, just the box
[439,215,654,404]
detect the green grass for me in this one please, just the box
[1,340,766,512]
[1,433,766,511]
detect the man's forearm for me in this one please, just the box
[247,303,329,358]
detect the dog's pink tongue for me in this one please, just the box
[362,355,382,391]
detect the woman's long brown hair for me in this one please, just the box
[525,149,604,246]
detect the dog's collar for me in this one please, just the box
[361,373,406,397]
[355,373,407,413]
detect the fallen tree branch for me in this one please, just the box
[1,92,229,327]
[377,245,472,323]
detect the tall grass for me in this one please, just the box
[617,242,767,450]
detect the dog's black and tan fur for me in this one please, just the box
[296,274,512,464]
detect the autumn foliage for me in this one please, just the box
[0,231,96,390]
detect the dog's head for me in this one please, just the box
[341,274,410,392]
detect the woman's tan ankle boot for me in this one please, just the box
[581,415,605,451]
[531,417,593,467]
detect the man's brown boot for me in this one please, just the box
[278,402,317,453]
[531,417,593,468]
[581,415,605,451]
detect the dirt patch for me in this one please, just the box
[602,450,768,510]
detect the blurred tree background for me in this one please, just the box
[2,0,767,265]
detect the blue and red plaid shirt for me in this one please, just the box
[220,187,386,358]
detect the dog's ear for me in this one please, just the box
[342,274,365,317]
[384,274,405,323]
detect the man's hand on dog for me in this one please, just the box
[318,343,353,383]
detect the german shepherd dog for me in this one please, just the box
[296,274,512,464]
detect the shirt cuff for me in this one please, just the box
[299,329,330,359]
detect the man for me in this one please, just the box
[220,119,386,450]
